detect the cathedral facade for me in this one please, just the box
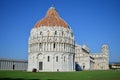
[28,7,109,72]
[75,44,109,70]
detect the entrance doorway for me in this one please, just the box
[13,64,15,70]
[39,62,42,70]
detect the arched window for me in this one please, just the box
[53,43,55,48]
[55,31,57,35]
[48,56,50,62]
[64,56,65,62]
[64,43,65,49]
[62,31,64,36]
[47,30,50,36]
[56,56,58,62]
[40,31,42,35]
[39,43,42,49]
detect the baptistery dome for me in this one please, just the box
[28,7,75,72]
[34,7,69,28]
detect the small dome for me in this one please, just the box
[34,7,69,28]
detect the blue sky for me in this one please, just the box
[0,0,120,62]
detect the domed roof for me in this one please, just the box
[34,7,69,28]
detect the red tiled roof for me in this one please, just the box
[34,7,69,28]
[112,64,120,66]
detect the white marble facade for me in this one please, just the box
[28,26,75,72]
[28,7,75,72]
[75,44,109,70]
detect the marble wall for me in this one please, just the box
[0,58,28,70]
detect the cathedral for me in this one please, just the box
[28,7,109,72]
[75,44,109,70]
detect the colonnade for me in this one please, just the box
[0,58,28,70]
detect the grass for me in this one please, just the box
[0,70,120,80]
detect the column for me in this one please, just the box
[6,61,8,70]
[0,61,2,70]
[50,42,51,51]
[2,61,4,70]
[42,43,44,52]
[45,43,47,51]
[1,60,3,70]
[51,43,53,51]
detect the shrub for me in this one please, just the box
[32,68,37,72]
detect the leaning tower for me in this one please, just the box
[28,7,75,72]
[101,44,109,69]
[102,44,109,55]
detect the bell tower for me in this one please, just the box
[101,44,109,69]
[102,44,109,55]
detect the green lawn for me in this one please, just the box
[0,70,120,80]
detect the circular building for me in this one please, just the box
[28,7,75,72]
